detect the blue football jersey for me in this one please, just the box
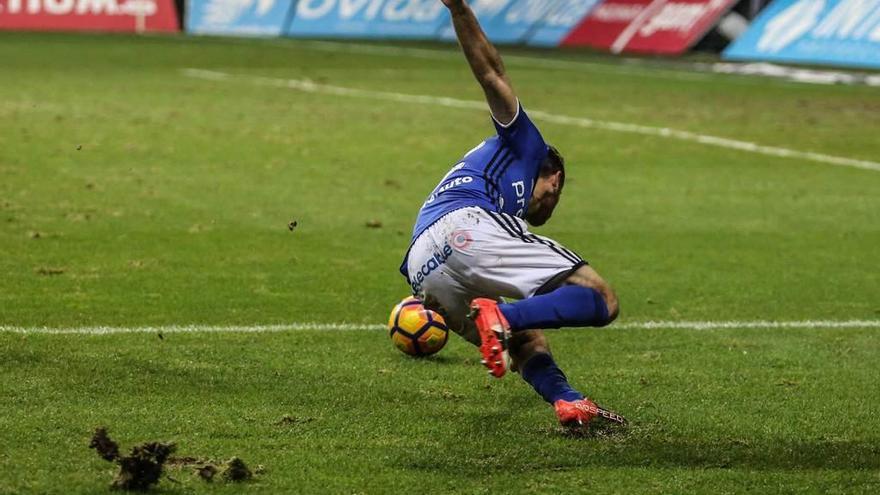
[400,104,549,278]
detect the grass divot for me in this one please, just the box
[89,428,175,491]
[89,428,256,490]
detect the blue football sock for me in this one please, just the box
[520,353,583,404]
[499,285,609,332]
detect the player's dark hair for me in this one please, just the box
[539,145,565,189]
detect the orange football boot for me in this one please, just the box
[554,398,628,427]
[468,298,511,378]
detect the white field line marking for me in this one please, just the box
[0,323,385,335]
[619,320,880,330]
[297,40,712,81]
[181,68,880,173]
[2,320,879,335]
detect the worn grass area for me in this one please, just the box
[1,32,879,493]
[2,328,879,493]
[0,330,880,493]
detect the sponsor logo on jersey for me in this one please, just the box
[423,167,473,205]
[512,180,526,217]
[409,244,453,293]
[437,176,474,193]
[449,230,473,250]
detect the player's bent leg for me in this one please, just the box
[509,330,612,426]
[563,264,619,324]
[497,281,616,332]
[508,329,549,372]
[509,331,580,404]
[468,267,619,376]
[467,290,627,427]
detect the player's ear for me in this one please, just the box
[552,170,563,192]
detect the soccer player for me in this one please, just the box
[400,0,623,427]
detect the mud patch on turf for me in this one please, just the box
[167,456,257,483]
[221,457,253,482]
[557,421,629,439]
[187,223,212,234]
[90,427,120,461]
[275,415,315,427]
[34,267,65,276]
[89,427,176,491]
[90,428,260,490]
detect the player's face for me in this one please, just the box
[526,172,563,226]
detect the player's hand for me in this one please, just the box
[440,0,467,12]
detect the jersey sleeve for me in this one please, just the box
[492,102,548,161]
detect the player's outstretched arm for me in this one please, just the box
[442,0,519,125]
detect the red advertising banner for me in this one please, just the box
[562,0,734,54]
[0,0,179,32]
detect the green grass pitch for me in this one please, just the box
[1,32,879,493]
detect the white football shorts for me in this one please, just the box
[406,207,586,344]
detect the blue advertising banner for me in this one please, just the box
[525,0,600,46]
[723,0,880,70]
[436,0,567,44]
[287,0,448,38]
[187,0,294,36]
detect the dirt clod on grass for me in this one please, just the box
[196,464,217,482]
[165,456,255,484]
[34,266,65,276]
[365,219,382,228]
[89,427,176,491]
[221,457,252,482]
[89,427,120,461]
[275,414,314,426]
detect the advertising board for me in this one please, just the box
[723,0,880,70]
[562,0,735,54]
[187,0,293,36]
[0,0,179,32]
[287,0,448,38]
[438,0,568,44]
[526,0,601,46]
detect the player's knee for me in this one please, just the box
[583,284,617,327]
[593,281,620,326]
[564,266,618,326]
[603,289,619,325]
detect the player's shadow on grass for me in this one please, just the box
[398,354,458,365]
[398,403,880,474]
[574,436,880,471]
[410,424,880,473]
[403,436,880,475]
